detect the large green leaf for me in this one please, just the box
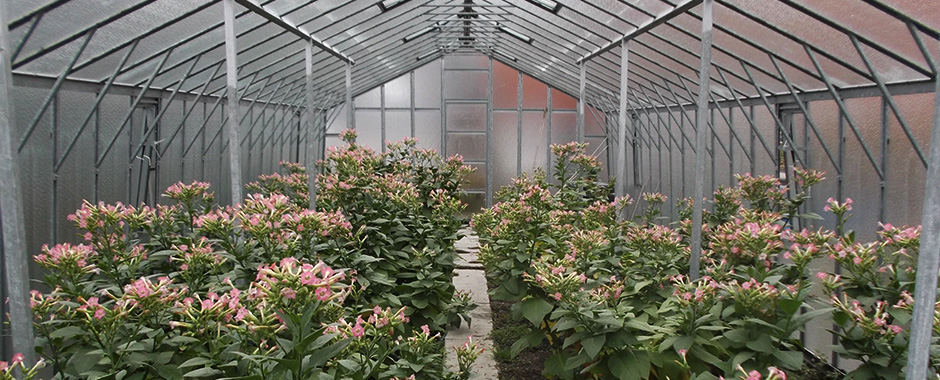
[183,368,223,378]
[581,335,607,359]
[520,297,554,326]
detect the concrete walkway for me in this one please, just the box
[445,230,500,379]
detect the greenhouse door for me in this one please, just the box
[129,101,160,207]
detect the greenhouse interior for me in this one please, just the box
[1,0,940,379]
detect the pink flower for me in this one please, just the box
[746,370,762,380]
[351,323,365,338]
[281,287,297,300]
[94,308,106,320]
[888,325,903,334]
[421,325,431,335]
[316,287,330,301]
[11,353,24,365]
[553,292,562,301]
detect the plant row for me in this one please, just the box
[472,142,936,380]
[11,131,481,380]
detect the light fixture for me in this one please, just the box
[416,49,439,61]
[527,0,561,13]
[493,49,518,62]
[378,0,410,12]
[498,26,533,44]
[402,26,438,43]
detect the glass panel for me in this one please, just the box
[446,103,486,132]
[384,74,411,109]
[552,89,577,110]
[521,111,548,173]
[522,74,548,109]
[551,112,577,144]
[444,71,488,99]
[465,163,486,191]
[460,192,485,216]
[354,110,382,151]
[415,110,442,152]
[446,133,486,162]
[385,110,412,143]
[493,61,519,109]
[586,106,605,136]
[585,137,609,183]
[493,111,519,190]
[357,87,381,108]
[884,92,934,228]
[414,60,442,108]
[444,55,489,70]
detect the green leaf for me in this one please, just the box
[520,297,554,326]
[183,368,223,378]
[608,351,640,380]
[773,350,803,370]
[179,357,214,368]
[723,328,749,344]
[309,339,351,368]
[510,330,545,357]
[581,335,606,359]
[49,326,86,340]
[778,299,802,315]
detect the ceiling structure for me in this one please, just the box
[7,0,940,115]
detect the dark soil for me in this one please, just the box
[486,279,550,380]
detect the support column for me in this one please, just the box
[223,0,243,204]
[305,41,317,210]
[689,0,714,280]
[905,39,940,380]
[0,0,35,363]
[346,61,353,130]
[486,58,494,207]
[617,40,630,210]
[577,61,586,143]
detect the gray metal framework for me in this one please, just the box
[0,0,939,376]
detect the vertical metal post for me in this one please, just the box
[410,71,416,138]
[617,40,630,210]
[578,61,586,143]
[223,0,242,204]
[346,61,353,130]
[546,87,553,176]
[380,84,386,152]
[0,0,34,363]
[517,72,523,176]
[689,0,714,280]
[486,58,494,207]
[905,40,940,380]
[305,41,317,210]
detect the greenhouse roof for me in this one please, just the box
[8,0,940,114]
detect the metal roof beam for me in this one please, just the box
[578,0,701,64]
[233,0,353,64]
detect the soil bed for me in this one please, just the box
[487,278,550,380]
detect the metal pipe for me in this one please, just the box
[905,39,940,380]
[618,40,630,207]
[346,62,354,130]
[223,0,243,204]
[689,0,713,280]
[0,0,35,363]
[578,61,586,143]
[306,41,318,209]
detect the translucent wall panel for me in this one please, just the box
[384,75,411,109]
[552,89,577,110]
[446,103,487,131]
[415,111,442,152]
[493,62,519,109]
[414,61,442,109]
[493,111,520,190]
[444,71,488,100]
[522,75,548,109]
[884,93,933,228]
[385,111,412,143]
